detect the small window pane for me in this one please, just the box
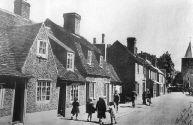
[37,81,51,102]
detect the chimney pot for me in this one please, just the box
[107,44,111,48]
[93,38,96,44]
[102,34,105,43]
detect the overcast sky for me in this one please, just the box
[1,0,193,71]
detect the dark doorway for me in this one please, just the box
[58,83,66,117]
[107,84,109,104]
[12,82,25,123]
[86,83,89,102]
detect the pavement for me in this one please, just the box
[51,94,167,125]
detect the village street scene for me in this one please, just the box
[0,0,193,125]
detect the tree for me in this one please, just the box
[157,51,175,86]
[172,72,183,87]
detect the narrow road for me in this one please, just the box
[115,92,193,125]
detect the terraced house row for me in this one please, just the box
[0,0,166,125]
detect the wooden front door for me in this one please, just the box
[58,83,66,117]
[107,83,110,104]
[86,83,89,102]
[12,83,25,123]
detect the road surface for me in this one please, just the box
[114,92,193,125]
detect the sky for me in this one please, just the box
[0,0,193,71]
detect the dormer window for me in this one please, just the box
[67,52,74,71]
[37,40,48,58]
[87,50,92,65]
[100,56,103,67]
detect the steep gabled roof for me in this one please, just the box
[185,42,192,58]
[44,19,109,78]
[6,23,42,71]
[0,23,41,77]
[103,61,122,83]
[109,41,144,65]
[48,33,85,82]
[54,55,85,82]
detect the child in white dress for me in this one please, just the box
[108,102,117,124]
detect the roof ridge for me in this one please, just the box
[7,23,43,28]
[0,8,34,23]
[45,18,101,53]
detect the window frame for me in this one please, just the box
[137,64,139,74]
[36,81,51,103]
[67,52,74,71]
[103,83,107,97]
[37,40,48,59]
[87,50,92,65]
[0,85,4,109]
[70,85,79,102]
[99,56,103,67]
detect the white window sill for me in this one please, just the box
[67,69,74,72]
[37,55,48,59]
[36,100,51,104]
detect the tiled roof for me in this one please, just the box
[48,35,85,82]
[0,24,41,77]
[44,19,110,78]
[54,55,86,82]
[47,30,74,53]
[103,61,122,83]
[110,41,144,64]
[6,24,42,71]
[0,8,34,28]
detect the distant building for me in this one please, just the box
[182,42,193,89]
[139,52,166,97]
[107,38,146,102]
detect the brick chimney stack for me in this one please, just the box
[63,13,81,35]
[14,0,31,19]
[127,37,137,55]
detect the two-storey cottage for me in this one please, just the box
[107,38,146,102]
[93,34,122,103]
[0,22,87,124]
[0,0,86,124]
[44,14,111,104]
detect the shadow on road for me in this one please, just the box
[120,105,133,108]
[185,94,192,97]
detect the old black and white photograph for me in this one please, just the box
[0,0,193,125]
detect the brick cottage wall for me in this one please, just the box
[66,83,86,108]
[135,63,145,97]
[0,89,14,117]
[86,77,110,103]
[22,26,58,113]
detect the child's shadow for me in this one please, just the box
[75,119,99,124]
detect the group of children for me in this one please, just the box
[71,97,117,125]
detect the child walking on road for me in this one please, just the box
[86,97,96,122]
[108,102,117,125]
[71,97,80,120]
